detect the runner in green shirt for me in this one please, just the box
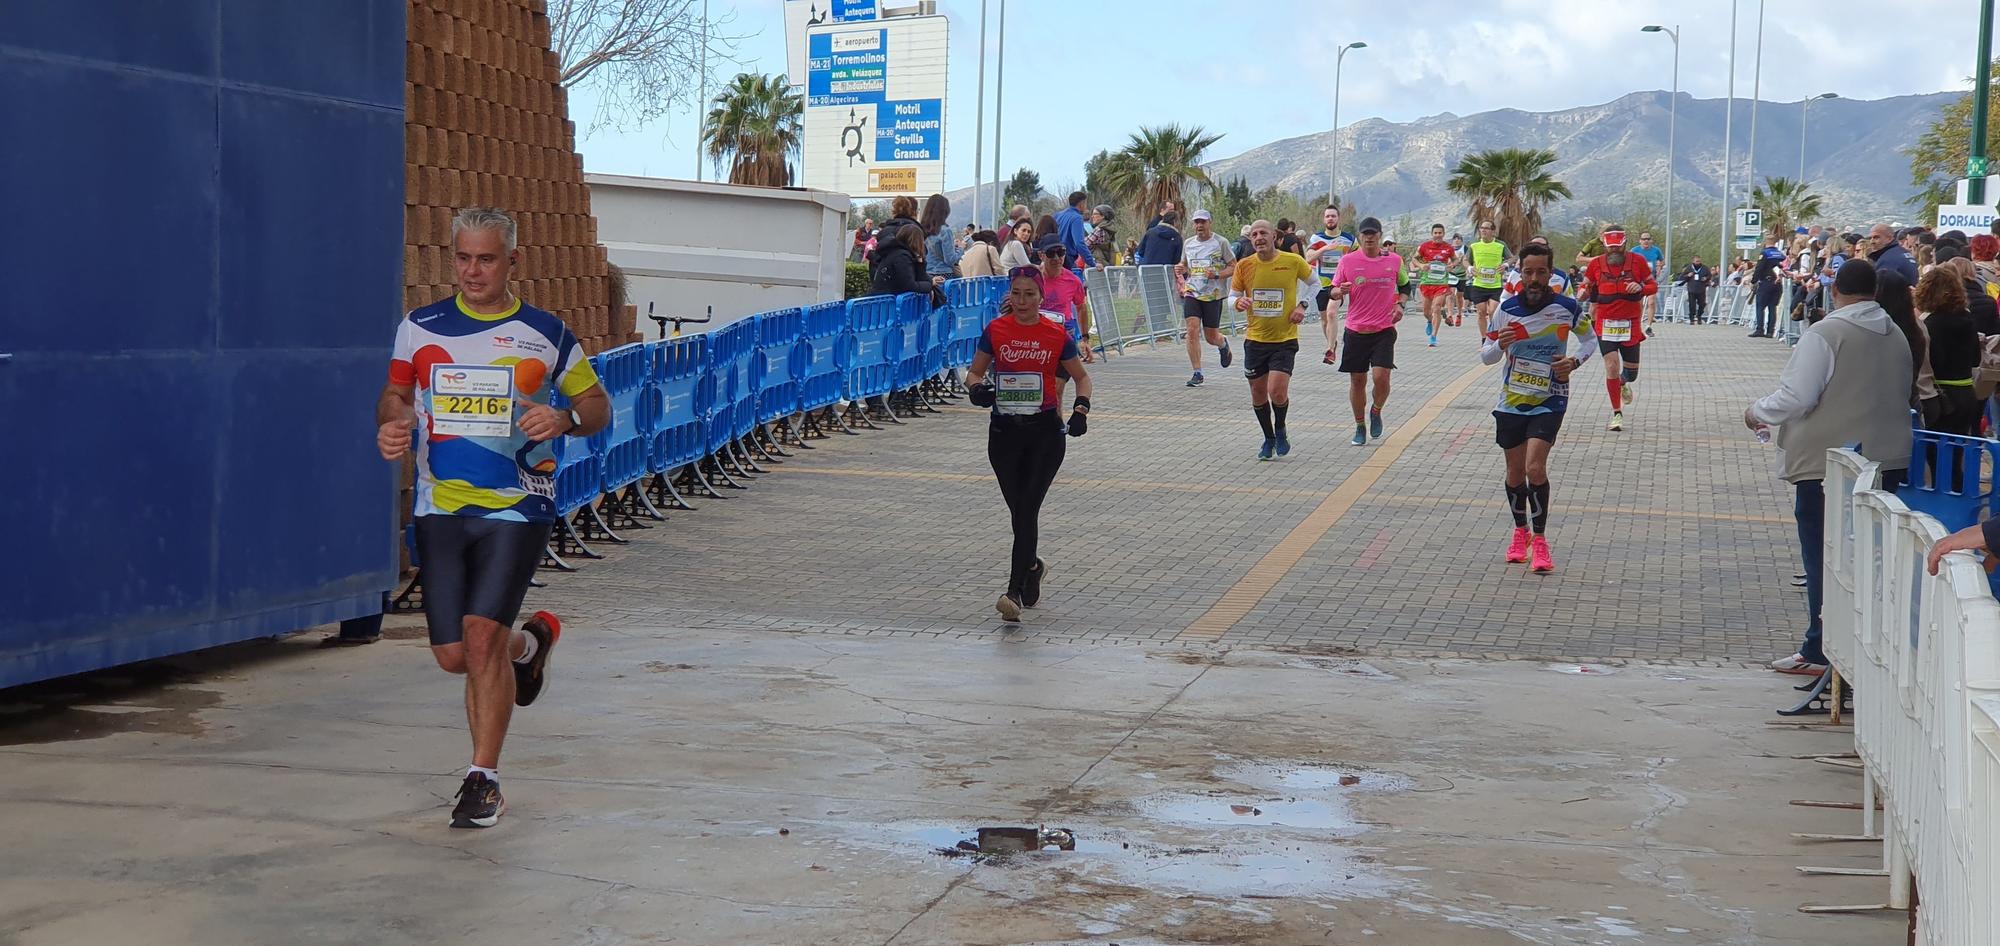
[1464,220,1510,337]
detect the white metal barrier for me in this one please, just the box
[1822,447,2000,943]
[1084,265,1247,356]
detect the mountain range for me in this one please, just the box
[1200,90,1953,233]
[927,90,1954,235]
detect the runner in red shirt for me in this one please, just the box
[964,265,1094,623]
[1579,225,1656,431]
[1414,224,1457,347]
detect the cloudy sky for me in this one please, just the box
[572,1,1988,190]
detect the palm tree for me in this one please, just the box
[1749,176,1824,239]
[700,73,802,186]
[1100,124,1225,221]
[1445,148,1574,250]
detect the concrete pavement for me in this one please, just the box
[1,323,1899,945]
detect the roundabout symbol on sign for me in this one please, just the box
[841,108,868,166]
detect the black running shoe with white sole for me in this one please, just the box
[514,610,561,707]
[1023,558,1048,608]
[451,773,505,828]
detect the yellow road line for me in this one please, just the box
[1176,362,1493,642]
[1369,494,1790,524]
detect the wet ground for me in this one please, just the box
[0,626,1901,945]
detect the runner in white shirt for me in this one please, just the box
[1176,209,1237,386]
[1304,204,1357,366]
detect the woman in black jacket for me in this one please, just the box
[869,224,928,297]
[1917,267,1981,435]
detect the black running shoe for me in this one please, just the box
[1023,558,1048,608]
[1219,340,1233,369]
[451,773,505,828]
[514,610,561,707]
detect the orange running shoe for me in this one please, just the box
[1505,527,1531,564]
[1530,535,1555,574]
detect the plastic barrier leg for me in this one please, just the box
[678,461,728,498]
[750,425,786,462]
[547,516,598,565]
[845,400,883,430]
[703,452,748,490]
[577,501,628,545]
[646,469,696,511]
[780,413,814,449]
[731,438,767,474]
[390,569,424,613]
[612,482,666,524]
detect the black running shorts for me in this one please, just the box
[1338,327,1397,373]
[1494,410,1565,449]
[1315,286,1337,313]
[413,515,552,646]
[1466,285,1503,305]
[1597,339,1641,360]
[1182,296,1224,329]
[1242,339,1299,379]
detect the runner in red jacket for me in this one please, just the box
[1580,225,1656,431]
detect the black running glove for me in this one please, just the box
[1067,397,1090,437]
[968,382,996,408]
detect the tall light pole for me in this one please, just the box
[1329,41,1367,208]
[1643,25,1679,281]
[695,0,708,182]
[990,0,1007,219]
[1721,0,1738,268]
[972,0,988,227]
[1747,0,1765,217]
[1972,0,1995,205]
[1798,92,1837,185]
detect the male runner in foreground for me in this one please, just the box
[1305,204,1357,365]
[1229,220,1316,459]
[1329,217,1409,445]
[1415,223,1456,346]
[1579,225,1656,431]
[1483,242,1594,574]
[377,208,610,828]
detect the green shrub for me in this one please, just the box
[845,262,871,299]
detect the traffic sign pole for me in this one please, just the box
[1972,0,1994,205]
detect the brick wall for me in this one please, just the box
[403,0,640,354]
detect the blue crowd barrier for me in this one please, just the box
[550,392,600,517]
[592,342,657,493]
[648,334,709,475]
[799,300,847,413]
[754,306,805,425]
[706,317,759,454]
[1898,428,2000,530]
[924,304,950,380]
[892,292,929,392]
[843,294,899,402]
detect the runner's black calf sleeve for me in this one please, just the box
[1529,481,1551,534]
[1253,403,1275,439]
[1272,401,1289,434]
[1505,483,1529,528]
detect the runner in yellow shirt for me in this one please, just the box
[1464,220,1510,338]
[1229,219,1317,460]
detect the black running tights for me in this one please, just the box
[988,413,1068,596]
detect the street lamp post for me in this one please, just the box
[972,0,988,227]
[1721,0,1738,269]
[1798,92,1837,185]
[1329,42,1367,208]
[1643,25,1679,282]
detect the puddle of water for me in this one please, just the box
[1221,762,1413,796]
[1283,657,1398,680]
[1135,793,1362,833]
[1547,663,1619,675]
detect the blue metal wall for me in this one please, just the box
[0,1,405,688]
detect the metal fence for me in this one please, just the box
[1085,265,1248,355]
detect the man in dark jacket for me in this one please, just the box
[1677,257,1711,323]
[1868,223,1919,285]
[1136,211,1184,267]
[1749,239,1785,337]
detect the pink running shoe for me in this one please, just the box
[1530,535,1555,574]
[1505,527,1531,564]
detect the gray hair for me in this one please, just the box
[451,207,518,252]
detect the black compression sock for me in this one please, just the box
[1506,483,1529,528]
[1529,480,1550,534]
[1253,403,1275,439]
[1272,401,1289,436]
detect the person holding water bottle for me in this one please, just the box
[963,266,1094,623]
[1482,242,1595,574]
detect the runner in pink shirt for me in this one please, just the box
[1328,217,1410,446]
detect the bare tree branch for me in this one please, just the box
[548,0,747,132]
